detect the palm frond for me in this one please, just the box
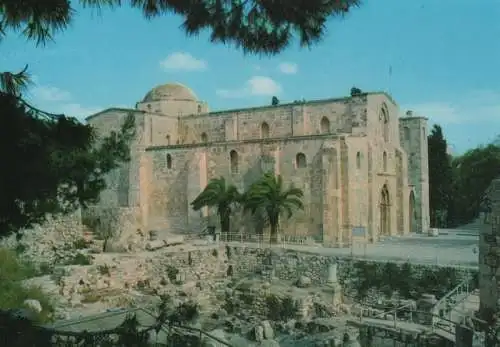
[0,65,32,96]
[190,176,241,211]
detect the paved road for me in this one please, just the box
[228,231,479,268]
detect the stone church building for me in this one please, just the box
[86,83,430,246]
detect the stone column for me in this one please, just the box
[325,263,342,307]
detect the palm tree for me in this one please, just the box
[244,172,304,244]
[190,177,241,240]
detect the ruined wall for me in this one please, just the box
[82,206,144,251]
[0,210,83,265]
[479,177,500,322]
[63,246,476,303]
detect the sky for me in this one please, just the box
[2,0,500,155]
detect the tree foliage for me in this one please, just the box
[1,0,360,56]
[447,143,500,227]
[427,124,453,227]
[0,93,135,236]
[243,172,303,244]
[190,177,242,236]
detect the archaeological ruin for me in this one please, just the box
[85,83,430,246]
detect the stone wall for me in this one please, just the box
[479,177,500,322]
[0,209,83,265]
[82,206,145,252]
[59,245,476,304]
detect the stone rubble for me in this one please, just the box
[0,212,468,346]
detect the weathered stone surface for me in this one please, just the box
[202,329,228,347]
[261,320,274,339]
[164,235,184,246]
[296,276,312,288]
[23,299,42,313]
[260,340,280,347]
[145,240,165,251]
[87,84,430,246]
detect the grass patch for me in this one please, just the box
[0,248,54,323]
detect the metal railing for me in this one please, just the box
[0,308,233,347]
[433,276,474,321]
[356,301,486,343]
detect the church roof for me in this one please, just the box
[142,83,198,102]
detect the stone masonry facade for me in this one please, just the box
[86,83,430,246]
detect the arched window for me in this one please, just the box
[356,152,362,169]
[320,116,330,134]
[230,150,239,174]
[422,126,426,138]
[200,132,208,143]
[380,104,389,142]
[296,153,307,168]
[166,154,172,169]
[383,151,387,172]
[261,122,270,139]
[197,105,202,113]
[403,127,410,141]
[166,135,171,145]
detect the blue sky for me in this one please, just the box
[2,0,500,154]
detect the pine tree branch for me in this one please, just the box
[1,0,361,54]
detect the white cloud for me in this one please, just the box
[159,52,207,71]
[216,76,282,99]
[26,83,103,120]
[403,90,500,125]
[31,85,71,102]
[278,62,298,75]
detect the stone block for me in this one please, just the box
[145,240,165,251]
[164,235,184,246]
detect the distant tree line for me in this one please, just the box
[428,125,500,228]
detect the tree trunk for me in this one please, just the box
[270,223,279,244]
[219,212,230,241]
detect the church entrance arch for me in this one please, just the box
[379,184,391,236]
[409,190,416,233]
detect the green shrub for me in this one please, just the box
[65,253,92,266]
[72,238,90,250]
[166,265,179,282]
[351,260,471,301]
[98,264,111,276]
[265,294,298,321]
[0,248,38,281]
[0,248,53,323]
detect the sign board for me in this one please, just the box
[352,226,366,238]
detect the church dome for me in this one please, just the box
[142,83,198,102]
